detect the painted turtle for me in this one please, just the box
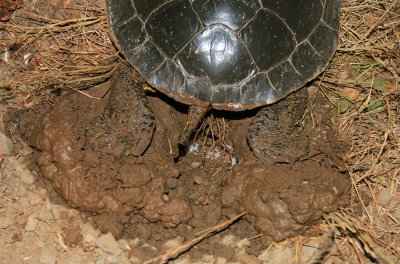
[102,0,340,162]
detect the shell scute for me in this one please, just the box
[107,0,340,110]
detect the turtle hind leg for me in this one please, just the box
[178,105,209,146]
[247,89,309,165]
[86,64,156,157]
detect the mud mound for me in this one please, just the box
[7,80,351,248]
[16,85,193,228]
[222,162,350,242]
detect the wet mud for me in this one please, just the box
[6,79,351,250]
[15,85,192,229]
[222,162,350,242]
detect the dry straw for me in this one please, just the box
[1,0,399,263]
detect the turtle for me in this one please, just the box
[98,0,340,163]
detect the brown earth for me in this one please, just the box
[222,162,349,242]
[1,0,398,262]
[3,71,351,261]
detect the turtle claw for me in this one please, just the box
[86,65,156,158]
[248,90,309,165]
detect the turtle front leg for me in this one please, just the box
[178,105,209,146]
[247,89,309,165]
[86,64,156,157]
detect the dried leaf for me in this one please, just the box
[373,78,387,92]
[338,99,353,113]
[367,98,384,113]
[340,88,360,102]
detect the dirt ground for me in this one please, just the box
[0,0,399,264]
[2,74,350,263]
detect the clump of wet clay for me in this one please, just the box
[222,162,350,242]
[26,93,192,227]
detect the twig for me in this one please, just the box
[15,10,59,24]
[143,212,247,264]
[348,167,373,222]
[327,212,397,264]
[37,218,70,252]
[358,1,399,44]
[71,88,102,100]
[9,16,105,33]
[355,98,392,183]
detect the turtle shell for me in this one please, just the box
[107,0,340,111]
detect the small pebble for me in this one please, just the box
[36,240,47,248]
[188,143,199,154]
[19,197,33,216]
[201,255,216,263]
[231,156,237,167]
[82,233,96,247]
[38,199,54,220]
[170,256,192,264]
[0,132,13,156]
[50,204,65,221]
[302,239,320,258]
[25,214,38,232]
[63,225,83,245]
[17,166,36,185]
[130,238,140,247]
[95,258,105,264]
[191,161,202,169]
[221,234,236,247]
[64,253,83,264]
[39,249,56,264]
[118,239,131,250]
[166,179,178,189]
[0,215,12,229]
[141,243,158,252]
[162,237,183,251]
[130,256,140,264]
[26,189,45,206]
[107,255,121,263]
[193,174,204,185]
[236,238,250,248]
[258,247,294,263]
[118,254,132,264]
[96,233,122,256]
[216,257,227,264]
[79,221,100,240]
[377,188,392,206]
[14,184,27,197]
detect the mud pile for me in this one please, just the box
[222,162,350,241]
[17,87,193,228]
[9,81,351,243]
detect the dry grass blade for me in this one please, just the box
[325,212,398,264]
[318,0,400,263]
[37,218,70,252]
[1,0,399,263]
[1,0,117,108]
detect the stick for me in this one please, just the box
[143,212,247,264]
